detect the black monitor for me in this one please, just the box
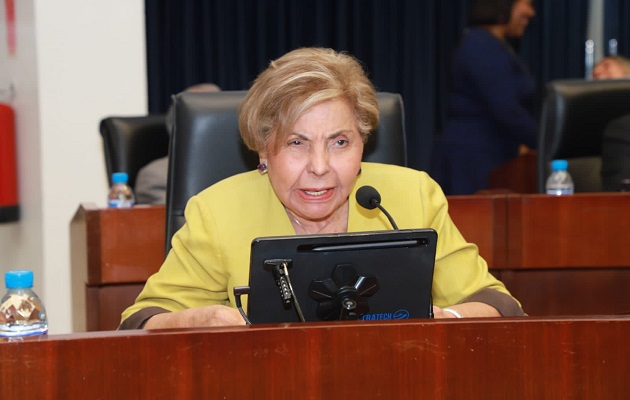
[244,228,437,324]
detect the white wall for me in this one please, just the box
[0,0,147,334]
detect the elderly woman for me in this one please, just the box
[120,48,525,330]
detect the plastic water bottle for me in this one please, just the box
[546,159,574,195]
[0,270,48,338]
[108,172,135,208]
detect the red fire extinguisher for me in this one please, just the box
[0,102,19,222]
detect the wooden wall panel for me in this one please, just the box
[507,193,630,268]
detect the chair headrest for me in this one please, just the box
[99,115,168,188]
[539,78,630,161]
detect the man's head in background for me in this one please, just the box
[593,56,630,80]
[183,83,221,93]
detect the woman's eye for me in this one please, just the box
[335,139,349,146]
[288,139,302,146]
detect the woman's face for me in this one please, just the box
[261,98,364,223]
[505,0,535,38]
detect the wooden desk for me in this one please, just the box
[1,317,628,399]
[70,194,630,331]
[488,152,538,193]
[500,193,630,316]
[507,193,629,268]
[446,194,508,267]
[448,193,630,316]
[70,204,165,332]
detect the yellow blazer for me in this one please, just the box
[122,162,519,322]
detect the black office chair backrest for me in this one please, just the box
[99,115,169,188]
[165,91,407,253]
[601,115,630,191]
[537,79,630,193]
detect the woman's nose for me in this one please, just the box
[307,148,330,175]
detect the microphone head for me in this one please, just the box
[356,185,381,210]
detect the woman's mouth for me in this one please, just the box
[304,189,329,196]
[300,188,335,200]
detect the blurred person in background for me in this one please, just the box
[431,0,537,195]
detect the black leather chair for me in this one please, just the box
[537,79,630,192]
[601,115,630,191]
[165,91,408,253]
[99,115,169,188]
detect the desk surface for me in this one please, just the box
[1,317,629,399]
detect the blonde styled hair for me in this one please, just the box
[239,47,379,153]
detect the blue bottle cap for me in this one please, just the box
[5,270,34,289]
[551,159,568,171]
[112,172,129,184]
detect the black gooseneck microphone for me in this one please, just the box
[355,185,399,230]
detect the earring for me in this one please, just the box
[257,162,268,174]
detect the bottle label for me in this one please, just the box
[108,199,134,208]
[0,292,48,338]
[546,188,574,195]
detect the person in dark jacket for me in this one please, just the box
[431,0,537,195]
